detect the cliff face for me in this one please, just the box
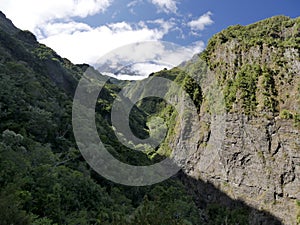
[169,16,300,224]
[180,113,299,224]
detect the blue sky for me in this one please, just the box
[1,0,299,65]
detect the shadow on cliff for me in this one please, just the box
[177,171,283,225]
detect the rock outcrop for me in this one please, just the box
[169,16,300,224]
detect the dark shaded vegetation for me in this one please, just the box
[179,172,282,225]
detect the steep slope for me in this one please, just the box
[0,12,202,225]
[193,16,300,225]
[162,15,300,224]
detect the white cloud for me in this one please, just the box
[38,17,178,65]
[108,22,133,31]
[39,22,92,37]
[103,72,149,80]
[0,0,112,31]
[102,62,172,80]
[188,11,214,31]
[40,21,168,64]
[189,41,205,54]
[127,0,142,8]
[146,18,175,34]
[95,40,205,80]
[132,63,170,76]
[127,0,141,15]
[150,0,178,14]
[96,41,184,69]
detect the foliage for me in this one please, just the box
[183,75,203,112]
[296,200,300,225]
[223,64,261,114]
[280,109,293,119]
[261,67,278,113]
[0,22,203,225]
[131,184,201,225]
[201,15,299,117]
[203,15,299,61]
[206,204,249,225]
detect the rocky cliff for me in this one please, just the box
[167,16,300,224]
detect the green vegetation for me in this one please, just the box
[280,109,294,119]
[279,110,300,128]
[294,113,300,127]
[202,16,300,62]
[296,200,300,225]
[261,67,278,113]
[182,75,203,112]
[0,129,201,224]
[206,204,249,225]
[0,20,203,224]
[200,15,300,116]
[223,64,261,114]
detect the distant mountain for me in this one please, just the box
[98,60,172,80]
[94,41,195,80]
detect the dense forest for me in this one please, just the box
[0,11,299,225]
[0,11,206,225]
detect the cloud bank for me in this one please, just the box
[1,0,113,32]
[95,40,205,80]
[40,21,170,64]
[188,11,214,31]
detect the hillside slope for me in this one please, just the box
[0,11,202,225]
[159,15,300,224]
